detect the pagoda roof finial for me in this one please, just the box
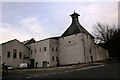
[74,9,76,13]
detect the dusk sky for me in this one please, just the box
[0,0,119,43]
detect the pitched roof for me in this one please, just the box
[61,12,93,37]
[22,38,36,45]
[1,39,28,48]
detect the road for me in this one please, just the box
[2,62,120,80]
[39,63,119,78]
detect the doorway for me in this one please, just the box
[42,61,48,68]
[30,59,35,68]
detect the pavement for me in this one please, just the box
[2,62,106,80]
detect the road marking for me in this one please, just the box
[76,64,105,71]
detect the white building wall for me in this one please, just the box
[95,45,109,61]
[49,39,59,67]
[59,33,97,65]
[2,40,29,68]
[29,39,50,67]
[59,33,86,65]
[29,39,59,68]
[83,34,96,62]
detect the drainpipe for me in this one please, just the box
[82,33,86,63]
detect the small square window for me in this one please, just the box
[68,41,71,43]
[44,47,47,51]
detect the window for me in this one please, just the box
[40,48,41,52]
[56,47,58,51]
[35,49,36,53]
[19,52,22,58]
[68,41,71,43]
[56,57,58,61]
[31,50,33,54]
[44,47,47,51]
[90,49,91,53]
[52,47,54,51]
[52,57,54,61]
[7,52,10,58]
[13,49,17,58]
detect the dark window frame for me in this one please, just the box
[31,50,33,54]
[7,52,10,58]
[56,47,58,51]
[40,48,41,52]
[52,57,54,61]
[90,49,91,53]
[68,41,71,43]
[35,49,36,53]
[13,49,17,58]
[19,52,22,58]
[44,47,47,51]
[52,47,54,51]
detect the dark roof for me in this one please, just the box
[37,36,60,43]
[61,12,93,37]
[2,39,18,45]
[1,39,29,48]
[22,38,36,45]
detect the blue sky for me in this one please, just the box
[0,1,119,43]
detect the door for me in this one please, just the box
[56,57,59,66]
[42,61,47,68]
[30,59,34,68]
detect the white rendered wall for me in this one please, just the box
[2,40,29,68]
[59,33,85,65]
[82,34,96,62]
[29,39,50,67]
[49,39,59,67]
[29,39,58,68]
[95,45,109,61]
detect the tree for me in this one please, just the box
[93,23,120,58]
[94,23,117,43]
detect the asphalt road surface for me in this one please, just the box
[2,62,120,80]
[40,63,119,78]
